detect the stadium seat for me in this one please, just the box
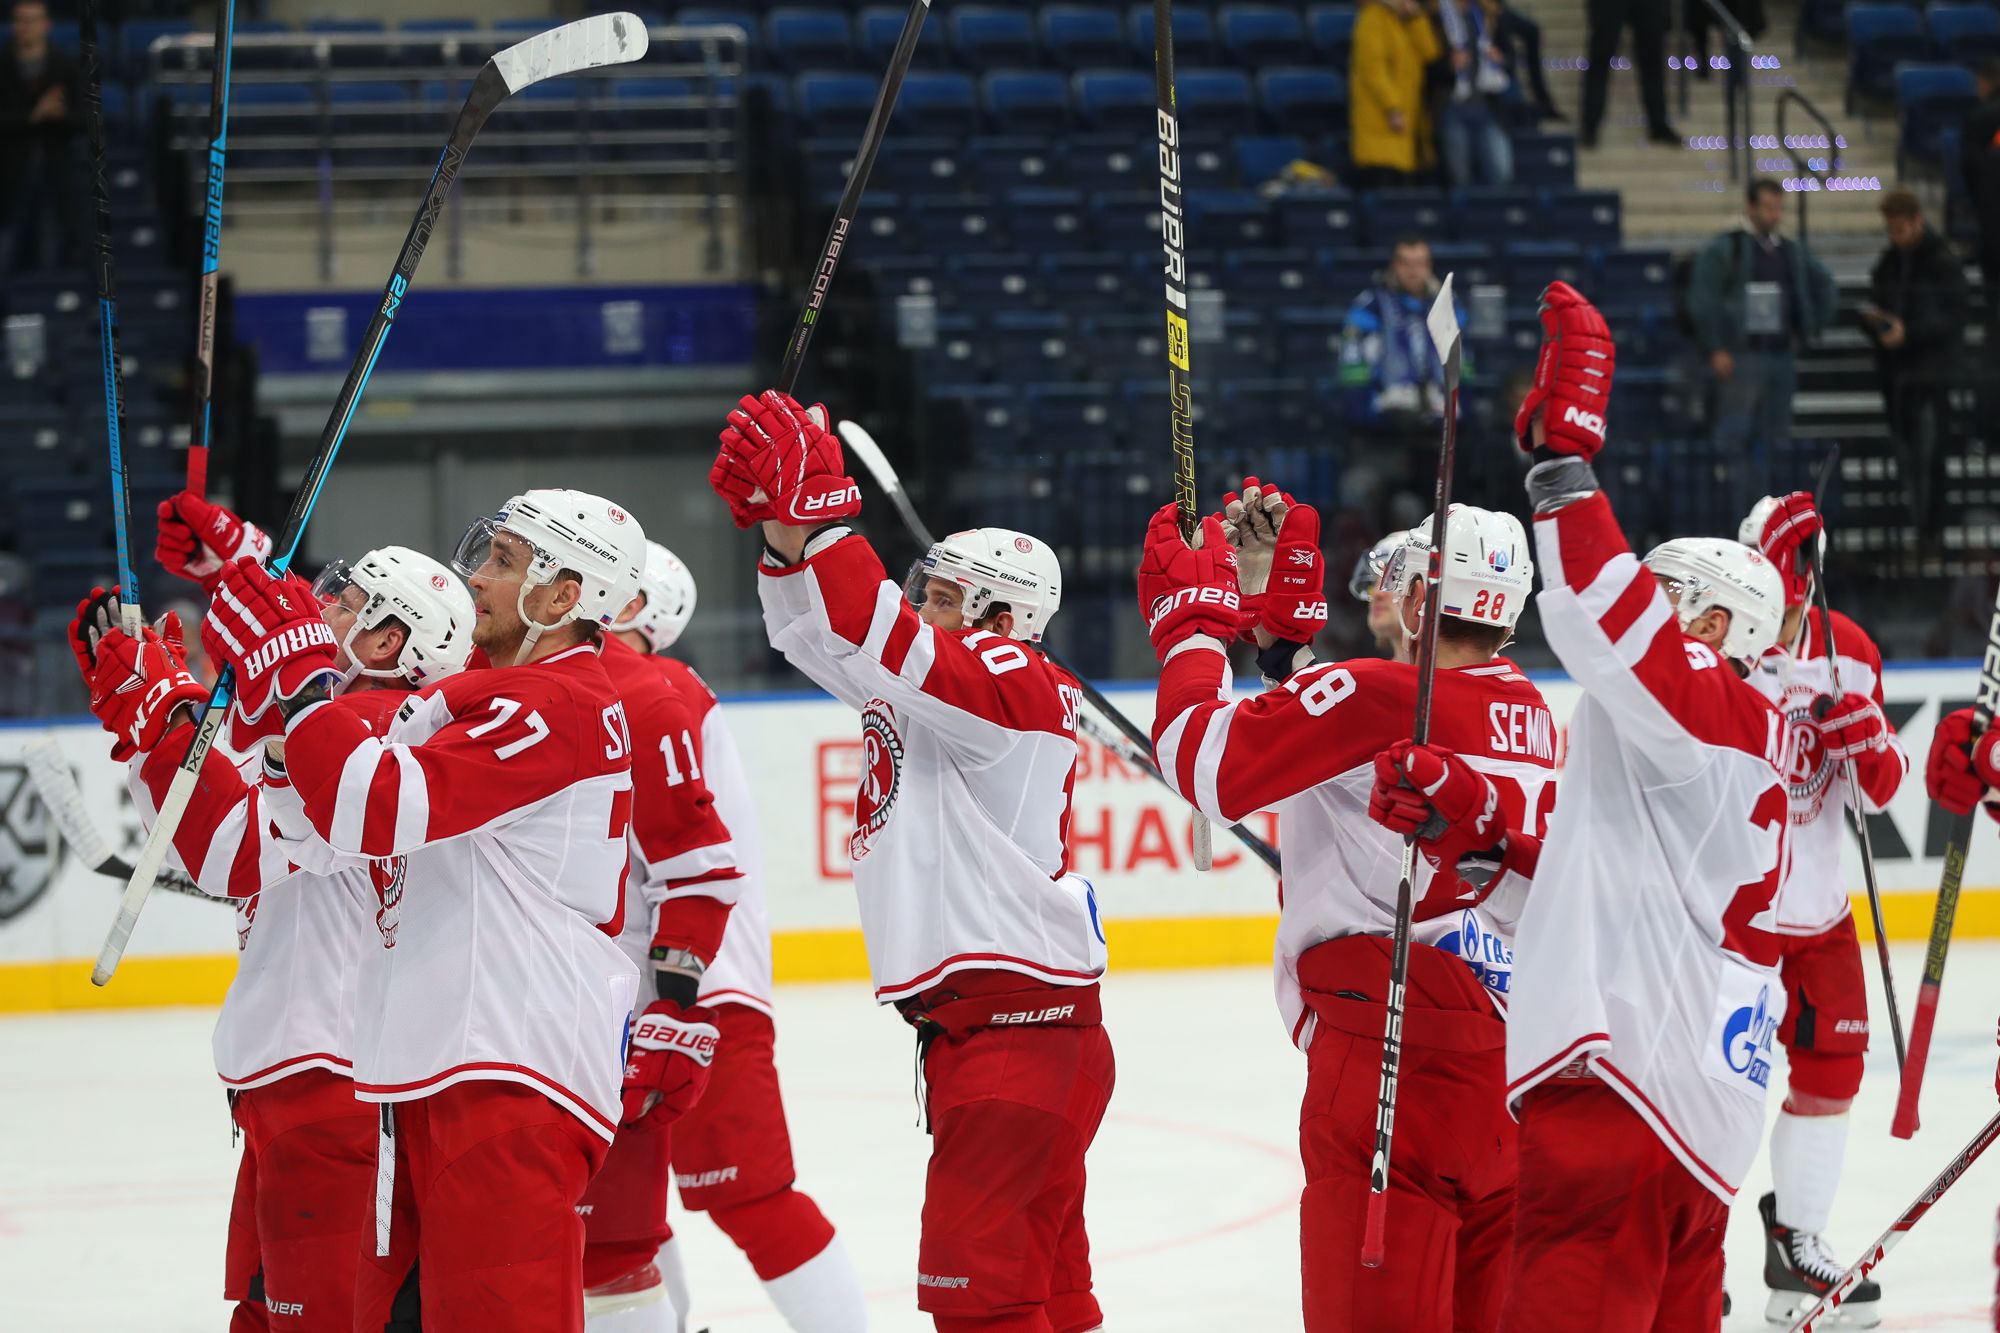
[912,313,983,381]
[674,8,759,50]
[988,311,1078,381]
[879,137,967,192]
[1008,187,1093,249]
[1320,246,1387,299]
[1220,5,1307,66]
[863,254,941,300]
[1928,3,2000,65]
[1897,62,1981,170]
[1226,248,1321,302]
[1596,247,1676,308]
[1092,189,1161,244]
[951,7,1038,69]
[1235,133,1306,186]
[801,138,856,195]
[8,271,91,320]
[946,252,1044,308]
[1305,4,1358,65]
[1276,306,1345,375]
[0,409,73,479]
[929,383,1022,450]
[1041,6,1128,69]
[766,8,854,70]
[1129,4,1219,65]
[892,71,981,135]
[969,135,1064,188]
[121,17,193,79]
[397,18,481,68]
[1426,240,1499,287]
[234,82,319,141]
[1369,190,1452,244]
[1078,312,1164,379]
[910,193,1000,251]
[1220,378,1313,433]
[1025,382,1119,449]
[984,69,1073,134]
[1545,189,1621,247]
[1049,253,1142,312]
[833,191,909,259]
[857,4,948,67]
[1066,133,1151,187]
[1275,187,1358,246]
[1846,5,1931,108]
[1795,0,1848,51]
[1458,187,1538,243]
[306,18,391,68]
[1073,68,1158,133]
[1177,68,1257,136]
[1257,67,1348,137]
[1188,190,1272,245]
[1183,140,1239,190]
[1506,240,1587,293]
[1510,131,1577,187]
[796,72,884,136]
[114,219,165,268]
[230,19,301,71]
[12,481,104,549]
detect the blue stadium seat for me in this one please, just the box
[988,311,1078,381]
[1426,240,1499,287]
[234,82,319,144]
[1275,187,1357,246]
[1188,190,1272,245]
[1008,188,1093,249]
[801,138,856,195]
[674,8,759,51]
[1598,247,1676,306]
[929,384,1022,450]
[1129,5,1218,65]
[864,255,942,301]
[1235,133,1306,185]
[1305,5,1358,64]
[1073,69,1158,133]
[983,70,1073,134]
[910,193,1000,251]
[1929,3,2000,65]
[1506,240,1588,293]
[946,253,1044,308]
[951,7,1038,69]
[1847,5,1930,107]
[1050,254,1142,311]
[13,481,104,550]
[1066,133,1151,187]
[1369,189,1451,244]
[9,271,91,320]
[0,408,74,479]
[1041,6,1128,69]
[913,315,985,381]
[1219,5,1307,66]
[829,191,908,259]
[1221,378,1313,433]
[1458,187,1537,242]
[229,19,300,71]
[893,72,982,135]
[795,72,883,136]
[1320,246,1387,299]
[1545,189,1621,247]
[1025,382,1119,449]
[121,18,193,79]
[1898,62,1981,169]
[1796,0,1848,50]
[1226,248,1321,302]
[1077,312,1163,379]
[766,8,855,70]
[306,18,391,68]
[857,5,948,67]
[1177,68,1257,135]
[1182,140,1239,190]
[114,218,166,268]
[1258,67,1347,137]
[879,137,968,192]
[969,135,1064,188]
[1511,131,1577,187]
[1091,189,1160,243]
[1276,306,1345,375]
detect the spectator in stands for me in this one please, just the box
[1962,59,2000,362]
[1864,189,1969,530]
[1484,0,1562,123]
[1580,0,1675,148]
[0,0,76,273]
[1339,236,1466,523]
[1687,177,1838,519]
[1437,0,1515,185]
[1350,0,1441,189]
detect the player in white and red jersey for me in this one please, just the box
[1142,484,1554,1332]
[201,488,654,1333]
[69,524,477,1333]
[712,389,1110,1333]
[598,541,866,1333]
[1499,283,1791,1332]
[1737,490,1905,1325]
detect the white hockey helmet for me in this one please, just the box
[311,546,476,688]
[1643,536,1785,664]
[915,527,1062,641]
[1381,505,1535,631]
[1737,494,1824,607]
[618,541,697,652]
[1348,528,1412,601]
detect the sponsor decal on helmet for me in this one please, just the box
[1489,546,1510,572]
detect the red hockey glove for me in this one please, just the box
[1262,502,1328,643]
[1751,491,1821,606]
[204,559,340,722]
[1369,741,1506,866]
[71,592,205,762]
[67,585,120,683]
[713,391,861,528]
[1220,475,1291,640]
[1136,503,1240,660]
[621,999,721,1130]
[1815,692,1888,762]
[1926,707,2000,817]
[155,491,272,593]
[1515,281,1615,459]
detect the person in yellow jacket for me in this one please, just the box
[1350,0,1441,188]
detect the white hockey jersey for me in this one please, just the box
[758,533,1105,1002]
[1152,644,1557,1047]
[126,691,401,1089]
[284,643,640,1142]
[1509,485,1790,1203]
[1747,607,1909,936]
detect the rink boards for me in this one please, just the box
[0,661,1992,1011]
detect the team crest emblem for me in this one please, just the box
[430,574,448,590]
[1489,547,1510,572]
[1014,536,1034,554]
[850,702,905,862]
[370,855,408,947]
[1778,683,1834,822]
[607,505,628,524]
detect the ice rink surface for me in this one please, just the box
[5,946,2000,1331]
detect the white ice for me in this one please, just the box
[3,948,1998,1331]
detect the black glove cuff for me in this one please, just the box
[653,968,701,1007]
[277,676,340,722]
[1525,457,1600,514]
[1256,637,1314,684]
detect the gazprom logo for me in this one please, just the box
[1722,984,1778,1088]
[1437,909,1512,996]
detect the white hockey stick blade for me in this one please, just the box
[492,13,648,95]
[838,419,902,497]
[1425,274,1459,363]
[23,738,117,871]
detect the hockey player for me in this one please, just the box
[69,530,477,1333]
[1499,283,1790,1331]
[1737,490,1905,1326]
[1348,528,1414,662]
[1142,484,1555,1332]
[711,389,1112,1333]
[200,489,655,1333]
[600,542,868,1333]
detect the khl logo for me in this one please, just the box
[1722,984,1778,1088]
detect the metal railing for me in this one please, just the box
[1673,0,1756,183]
[147,25,750,281]
[1774,88,1846,248]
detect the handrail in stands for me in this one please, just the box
[1775,87,1845,248]
[1675,0,1756,183]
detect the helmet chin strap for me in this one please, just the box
[511,577,579,666]
[336,617,411,690]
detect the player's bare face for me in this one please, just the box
[917,578,967,631]
[464,531,534,654]
[319,585,369,672]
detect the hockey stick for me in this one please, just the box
[1890,579,2000,1133]
[81,0,141,641]
[22,740,206,900]
[1151,0,1212,872]
[838,421,1283,874]
[1787,1105,2000,1330]
[1801,450,1905,1072]
[1362,277,1461,1269]
[775,0,930,394]
[185,0,237,498]
[91,14,651,986]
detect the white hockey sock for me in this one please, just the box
[762,1232,869,1333]
[1771,1109,1849,1236]
[654,1238,691,1333]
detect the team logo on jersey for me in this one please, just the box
[1434,908,1513,998]
[1721,983,1779,1090]
[1773,680,1835,824]
[850,702,904,863]
[369,855,408,947]
[235,894,259,953]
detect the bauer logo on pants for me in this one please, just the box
[850,702,904,863]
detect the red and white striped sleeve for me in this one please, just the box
[131,732,292,900]
[625,665,740,963]
[1818,609,1908,810]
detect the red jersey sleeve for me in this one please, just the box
[622,664,740,963]
[133,728,291,900]
[1815,608,1908,810]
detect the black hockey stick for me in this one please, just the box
[93,14,652,986]
[1362,277,1462,1268]
[186,0,237,498]
[1891,575,2000,1133]
[1800,448,1904,1072]
[1788,1105,2000,1330]
[80,0,141,641]
[776,0,930,393]
[1151,0,1213,871]
[839,421,1282,874]
[23,740,206,901]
